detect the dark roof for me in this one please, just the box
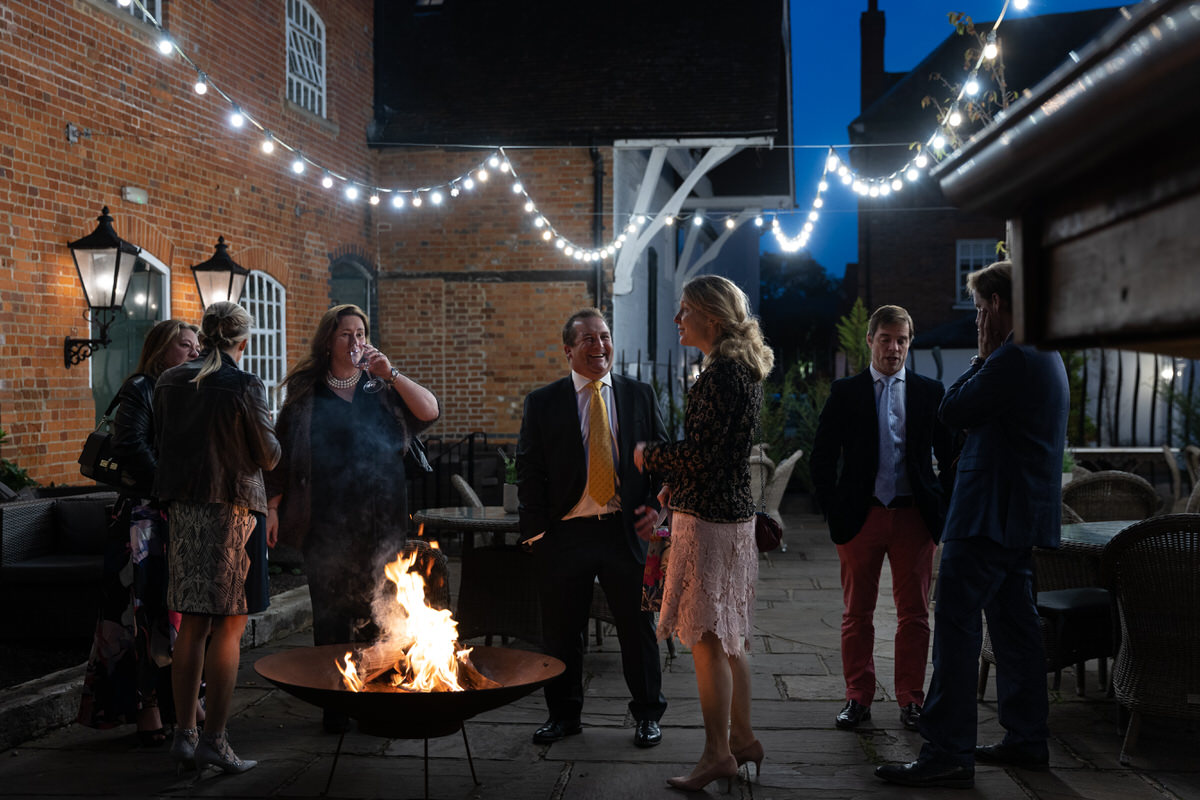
[371,0,788,148]
[851,8,1123,165]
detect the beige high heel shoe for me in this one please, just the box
[169,727,199,774]
[666,755,738,793]
[731,739,765,780]
[194,731,257,775]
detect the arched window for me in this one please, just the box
[286,0,326,118]
[329,254,377,334]
[240,272,287,416]
[91,251,171,422]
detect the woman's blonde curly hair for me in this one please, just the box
[682,275,774,381]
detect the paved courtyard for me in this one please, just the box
[1,502,1198,798]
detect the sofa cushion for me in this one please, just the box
[1,554,104,584]
[53,494,116,556]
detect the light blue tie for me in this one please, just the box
[876,376,896,506]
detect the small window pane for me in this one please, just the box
[955,239,998,307]
[287,0,326,118]
[107,0,161,24]
[240,272,287,416]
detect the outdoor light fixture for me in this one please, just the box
[64,206,141,368]
[190,236,249,308]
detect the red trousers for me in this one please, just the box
[836,505,935,708]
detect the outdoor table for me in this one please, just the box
[1070,447,1176,476]
[1046,520,1138,588]
[411,506,521,554]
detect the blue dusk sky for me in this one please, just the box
[782,0,1125,276]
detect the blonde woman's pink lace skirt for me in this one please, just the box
[657,511,757,657]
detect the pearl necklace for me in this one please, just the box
[325,371,359,390]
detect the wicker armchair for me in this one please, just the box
[1186,480,1200,513]
[451,474,484,509]
[455,544,542,648]
[1062,502,1084,524]
[1100,514,1200,764]
[1061,470,1162,522]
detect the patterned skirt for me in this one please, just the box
[657,511,758,657]
[167,501,256,616]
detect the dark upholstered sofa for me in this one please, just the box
[0,492,118,640]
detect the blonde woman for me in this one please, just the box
[635,275,774,792]
[153,301,280,774]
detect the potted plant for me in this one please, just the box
[499,448,519,513]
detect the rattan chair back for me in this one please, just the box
[451,474,484,509]
[1061,470,1163,522]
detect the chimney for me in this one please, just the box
[860,0,886,111]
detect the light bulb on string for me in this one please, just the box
[906,167,920,182]
[826,154,839,171]
[476,169,488,182]
[157,34,174,55]
[542,230,552,241]
[431,191,443,205]
[193,73,208,95]
[892,178,903,191]
[117,0,132,5]
[345,185,359,201]
[291,156,305,174]
[488,155,500,169]
[229,107,244,128]
[260,134,275,154]
[369,194,380,205]
[914,154,928,169]
[665,215,674,226]
[534,216,546,228]
[321,173,334,189]
[841,173,852,185]
[818,180,828,192]
[450,186,460,197]
[813,197,824,208]
[692,213,703,227]
[965,79,980,96]
[463,177,475,191]
[808,211,819,222]
[754,216,763,227]
[511,182,523,193]
[523,201,535,213]
[879,184,891,197]
[948,111,963,127]
[1014,0,1029,9]
[499,161,511,174]
[984,41,999,60]
[412,194,423,207]
[932,134,947,149]
[392,194,405,209]
[725,218,735,230]
[555,238,566,249]
[564,246,574,256]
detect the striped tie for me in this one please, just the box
[587,380,616,506]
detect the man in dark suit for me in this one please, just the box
[517,308,668,748]
[877,261,1069,789]
[811,305,954,734]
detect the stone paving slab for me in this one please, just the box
[2,504,1199,799]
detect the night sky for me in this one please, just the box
[783,0,1126,276]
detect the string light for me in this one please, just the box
[112,0,1042,262]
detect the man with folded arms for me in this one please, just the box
[812,304,953,735]
[876,261,1069,789]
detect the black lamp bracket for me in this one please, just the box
[64,335,110,368]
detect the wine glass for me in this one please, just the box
[351,342,385,393]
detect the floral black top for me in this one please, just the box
[642,357,762,523]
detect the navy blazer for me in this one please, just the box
[516,373,667,562]
[810,368,954,545]
[939,337,1069,550]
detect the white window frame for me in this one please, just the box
[286,0,326,118]
[239,271,287,417]
[955,239,998,308]
[106,0,162,24]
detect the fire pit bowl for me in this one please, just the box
[255,644,563,739]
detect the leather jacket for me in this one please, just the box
[111,373,157,497]
[153,351,281,512]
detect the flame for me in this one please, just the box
[336,651,364,692]
[335,551,468,692]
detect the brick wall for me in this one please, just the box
[0,1,617,484]
[0,0,375,485]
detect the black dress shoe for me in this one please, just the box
[975,741,1050,770]
[633,719,661,748]
[835,699,871,730]
[532,719,582,744]
[900,702,922,732]
[875,759,975,789]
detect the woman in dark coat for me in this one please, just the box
[266,303,439,732]
[77,319,199,745]
[154,301,280,774]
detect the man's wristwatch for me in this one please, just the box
[970,355,984,367]
[389,366,400,384]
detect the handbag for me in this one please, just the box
[404,435,433,474]
[754,511,782,553]
[78,394,124,489]
[753,436,782,552]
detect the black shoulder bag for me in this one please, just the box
[78,394,124,488]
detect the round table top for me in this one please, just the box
[412,506,521,532]
[1060,520,1137,554]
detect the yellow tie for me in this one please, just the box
[588,380,616,506]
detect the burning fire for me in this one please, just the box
[335,550,471,693]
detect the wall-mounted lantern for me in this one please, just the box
[190,236,249,308]
[64,206,140,368]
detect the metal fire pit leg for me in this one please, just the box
[322,730,347,796]
[461,725,479,785]
[424,738,429,800]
